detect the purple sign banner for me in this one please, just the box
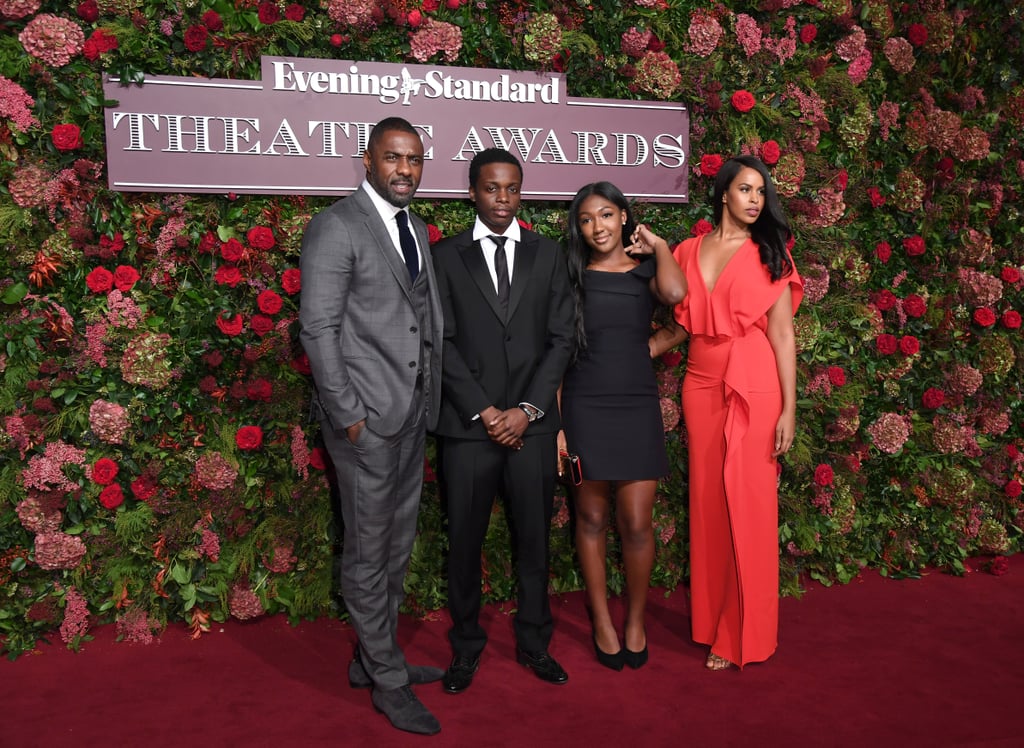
[103,57,689,203]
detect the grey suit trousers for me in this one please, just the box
[320,389,426,690]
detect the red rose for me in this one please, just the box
[813,464,834,486]
[875,289,897,311]
[731,90,756,113]
[99,483,125,509]
[875,241,892,263]
[113,265,140,292]
[1002,310,1022,329]
[216,312,245,336]
[309,447,327,471]
[1001,266,1021,284]
[99,232,125,257]
[183,24,209,52]
[236,425,264,450]
[1005,480,1023,498]
[427,224,443,245]
[836,170,849,190]
[215,265,243,287]
[648,35,666,53]
[247,226,276,251]
[86,267,114,293]
[921,387,945,409]
[988,556,1010,576]
[52,124,83,152]
[131,475,158,501]
[517,218,533,231]
[330,33,343,47]
[899,335,920,355]
[446,0,462,8]
[691,219,714,236]
[257,290,283,315]
[907,23,928,47]
[407,9,423,27]
[867,186,886,208]
[284,3,304,21]
[197,231,218,254]
[77,0,99,22]
[220,238,244,262]
[423,0,440,9]
[291,353,312,375]
[250,314,274,336]
[257,2,280,24]
[903,294,927,318]
[700,154,723,177]
[902,235,925,256]
[973,307,997,327]
[281,268,302,295]
[202,9,223,31]
[799,24,817,44]
[246,378,273,402]
[875,334,898,355]
[83,29,118,61]
[761,140,781,165]
[92,457,119,485]
[827,366,846,386]
[660,350,683,367]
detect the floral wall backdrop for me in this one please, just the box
[1,0,1022,658]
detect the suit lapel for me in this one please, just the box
[352,188,414,299]
[508,232,538,320]
[460,238,506,323]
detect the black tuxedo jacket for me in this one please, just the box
[432,227,574,439]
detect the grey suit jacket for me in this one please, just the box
[298,186,444,436]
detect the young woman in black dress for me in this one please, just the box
[559,182,687,670]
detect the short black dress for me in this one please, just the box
[561,258,669,481]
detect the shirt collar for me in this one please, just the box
[473,216,522,244]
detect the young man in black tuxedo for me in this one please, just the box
[432,148,574,693]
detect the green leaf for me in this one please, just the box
[1,282,28,304]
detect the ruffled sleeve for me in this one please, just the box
[674,236,802,337]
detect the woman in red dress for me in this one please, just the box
[673,156,803,670]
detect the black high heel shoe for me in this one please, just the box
[623,628,648,669]
[623,643,648,669]
[593,636,625,671]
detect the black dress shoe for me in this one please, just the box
[442,653,480,694]
[593,636,624,671]
[516,648,569,684]
[348,657,446,689]
[371,684,441,735]
[623,644,648,669]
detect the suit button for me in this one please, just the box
[410,326,418,333]
[408,361,416,368]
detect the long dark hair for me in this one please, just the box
[713,155,794,282]
[566,181,637,359]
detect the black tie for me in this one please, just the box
[491,235,510,314]
[395,210,419,282]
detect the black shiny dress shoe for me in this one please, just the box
[623,644,648,669]
[593,637,624,671]
[516,647,569,684]
[442,653,481,694]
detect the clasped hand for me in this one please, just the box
[480,405,526,450]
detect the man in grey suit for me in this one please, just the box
[299,117,445,736]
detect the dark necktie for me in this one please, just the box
[395,210,419,282]
[491,235,510,314]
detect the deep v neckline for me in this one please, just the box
[696,233,749,294]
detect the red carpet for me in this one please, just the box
[4,557,1022,747]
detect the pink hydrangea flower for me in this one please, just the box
[19,13,85,67]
